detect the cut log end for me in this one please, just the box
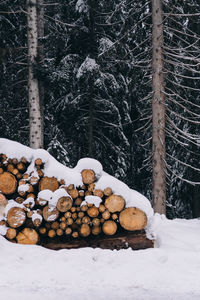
[56,197,73,212]
[119,207,147,231]
[105,194,125,213]
[39,177,59,192]
[16,228,39,244]
[0,172,17,195]
[102,220,117,236]
[81,169,95,185]
[7,207,26,228]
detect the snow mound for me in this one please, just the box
[0,138,153,222]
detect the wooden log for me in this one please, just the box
[20,157,28,164]
[102,210,110,220]
[81,204,88,212]
[64,211,72,218]
[75,198,82,206]
[6,228,17,240]
[72,231,79,238]
[87,206,99,218]
[81,169,95,184]
[51,221,59,230]
[0,220,6,226]
[93,189,104,198]
[80,224,91,237]
[33,217,42,227]
[104,187,113,197]
[66,217,73,225]
[92,226,101,236]
[72,212,77,220]
[65,227,72,235]
[17,162,25,172]
[79,190,85,197]
[39,227,47,235]
[42,231,154,251]
[23,174,29,180]
[60,221,67,230]
[7,207,26,228]
[43,206,59,222]
[82,216,90,224]
[112,213,118,221]
[16,228,39,244]
[75,218,82,225]
[15,197,25,204]
[71,207,77,213]
[7,164,14,173]
[59,179,65,185]
[92,217,100,226]
[56,196,72,212]
[99,204,106,213]
[88,183,95,192]
[119,207,147,231]
[0,172,17,195]
[0,193,8,208]
[48,229,56,238]
[56,228,64,236]
[105,194,125,213]
[78,211,84,219]
[12,158,18,165]
[18,179,27,186]
[16,173,22,179]
[29,176,39,185]
[37,169,44,178]
[68,189,79,199]
[11,168,19,176]
[35,158,43,166]
[102,220,117,236]
[39,177,59,192]
[0,167,3,174]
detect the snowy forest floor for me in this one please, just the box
[0,214,200,300]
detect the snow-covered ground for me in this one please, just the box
[0,214,200,300]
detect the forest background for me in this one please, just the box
[1,0,200,219]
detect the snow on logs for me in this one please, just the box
[0,152,150,247]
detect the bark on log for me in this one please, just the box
[119,207,147,231]
[0,172,17,195]
[7,207,26,228]
[16,228,39,244]
[105,194,125,213]
[39,177,59,192]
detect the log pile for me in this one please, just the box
[0,153,153,249]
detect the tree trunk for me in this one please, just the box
[27,0,43,149]
[37,0,44,145]
[152,0,166,214]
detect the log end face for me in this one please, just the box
[119,207,147,231]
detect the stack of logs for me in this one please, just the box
[0,153,148,246]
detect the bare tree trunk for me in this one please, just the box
[37,0,44,145]
[27,0,43,149]
[152,0,166,214]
